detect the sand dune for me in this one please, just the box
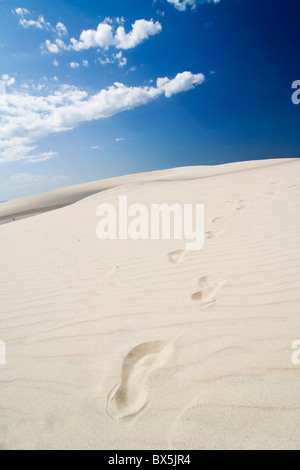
[0,158,299,449]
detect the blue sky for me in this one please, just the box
[0,0,300,200]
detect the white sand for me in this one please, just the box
[0,158,299,450]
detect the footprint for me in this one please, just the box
[107,341,174,421]
[191,276,225,307]
[168,250,186,263]
[212,216,227,223]
[205,231,224,240]
[236,205,251,211]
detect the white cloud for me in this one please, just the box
[0,71,204,163]
[26,152,56,163]
[32,83,45,91]
[53,59,59,66]
[14,7,30,17]
[115,138,125,142]
[14,9,68,37]
[114,51,127,67]
[69,62,80,69]
[45,40,59,53]
[91,145,100,150]
[10,173,69,185]
[45,19,162,53]
[0,81,5,95]
[56,22,68,36]
[157,71,204,97]
[10,173,46,184]
[19,14,52,30]
[98,51,127,67]
[70,22,114,51]
[82,60,89,67]
[98,56,114,65]
[114,19,162,50]
[166,0,220,11]
[1,74,15,87]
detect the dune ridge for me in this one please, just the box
[0,158,295,224]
